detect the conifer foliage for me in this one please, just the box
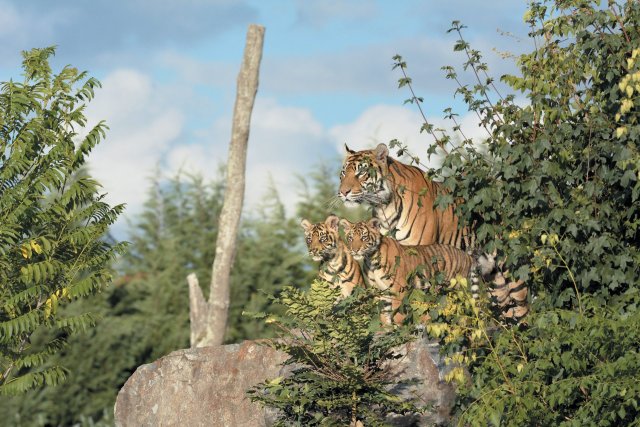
[248,282,425,426]
[0,47,126,395]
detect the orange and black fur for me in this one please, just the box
[475,253,529,320]
[338,143,474,249]
[341,218,474,324]
[301,215,365,297]
[339,143,528,321]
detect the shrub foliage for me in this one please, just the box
[247,282,426,426]
[393,0,639,425]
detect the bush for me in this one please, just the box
[247,281,427,426]
[394,1,640,424]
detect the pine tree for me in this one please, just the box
[227,182,311,342]
[0,47,126,396]
[0,160,368,424]
[121,171,226,355]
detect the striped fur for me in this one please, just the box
[341,218,474,325]
[301,215,365,298]
[339,143,529,322]
[339,143,474,249]
[474,253,530,321]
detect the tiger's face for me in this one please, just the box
[339,144,392,208]
[300,215,340,262]
[340,218,382,261]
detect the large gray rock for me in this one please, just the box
[387,339,457,425]
[114,338,455,426]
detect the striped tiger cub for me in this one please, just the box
[340,218,474,324]
[338,143,474,250]
[300,215,365,298]
[339,143,529,321]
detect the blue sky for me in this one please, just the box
[0,0,531,236]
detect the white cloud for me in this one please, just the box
[329,104,438,167]
[80,71,492,240]
[163,98,334,217]
[80,68,335,236]
[244,99,332,212]
[84,69,185,232]
[254,99,324,136]
[328,103,491,169]
[0,2,78,64]
[0,0,257,67]
[261,36,454,96]
[87,69,154,124]
[330,105,422,149]
[165,143,220,176]
[157,50,236,87]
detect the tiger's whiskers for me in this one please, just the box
[327,195,343,210]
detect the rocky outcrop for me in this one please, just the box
[114,338,455,426]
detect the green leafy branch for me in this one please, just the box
[246,281,427,425]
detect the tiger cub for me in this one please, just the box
[339,143,529,322]
[340,218,473,324]
[301,215,365,297]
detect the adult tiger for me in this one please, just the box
[300,215,365,298]
[340,218,474,325]
[339,143,529,321]
[338,143,474,250]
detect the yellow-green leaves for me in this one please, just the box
[421,1,640,424]
[539,232,559,246]
[443,366,467,386]
[615,48,640,138]
[30,240,43,255]
[43,288,71,319]
[420,274,497,389]
[19,239,47,259]
[616,126,628,138]
[1,47,126,396]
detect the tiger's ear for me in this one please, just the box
[367,218,382,230]
[374,143,388,164]
[345,144,356,154]
[300,219,312,231]
[339,218,353,233]
[325,215,340,231]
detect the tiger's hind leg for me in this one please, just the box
[377,294,406,326]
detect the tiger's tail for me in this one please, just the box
[471,252,530,322]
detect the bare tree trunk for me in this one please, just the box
[188,24,265,347]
